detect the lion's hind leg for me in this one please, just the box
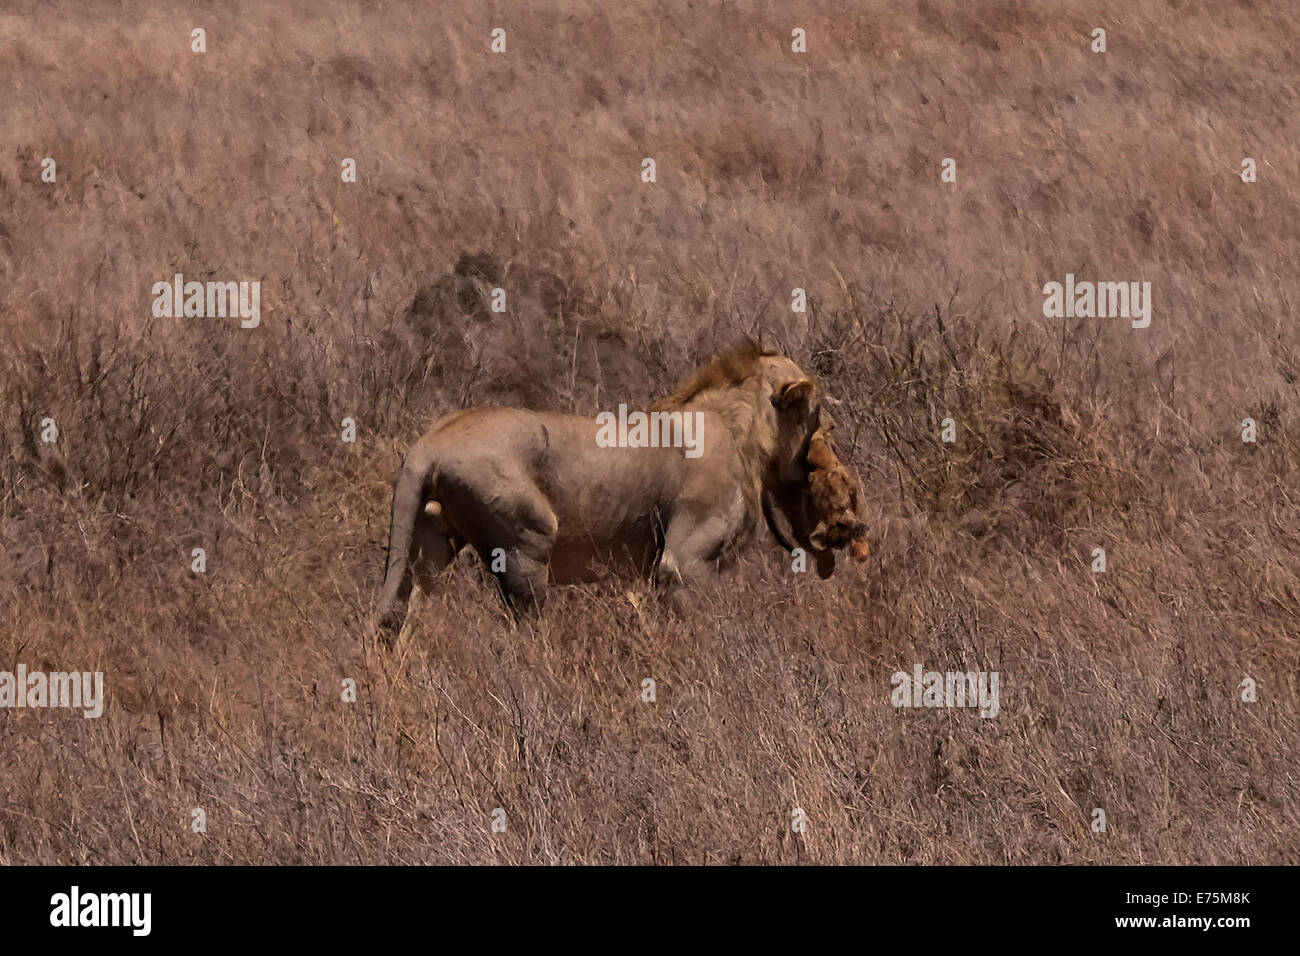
[470,487,558,615]
[411,510,460,595]
[493,542,551,614]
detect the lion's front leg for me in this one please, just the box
[655,508,739,588]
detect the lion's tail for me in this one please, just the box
[376,460,429,630]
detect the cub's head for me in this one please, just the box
[804,428,870,562]
[764,422,870,578]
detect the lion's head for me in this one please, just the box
[650,340,867,578]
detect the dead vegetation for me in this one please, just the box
[0,0,1297,863]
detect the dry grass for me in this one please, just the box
[1,0,1297,864]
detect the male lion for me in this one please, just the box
[377,341,866,630]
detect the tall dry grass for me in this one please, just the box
[0,0,1297,863]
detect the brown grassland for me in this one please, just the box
[1,0,1297,863]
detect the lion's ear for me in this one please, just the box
[772,378,817,412]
